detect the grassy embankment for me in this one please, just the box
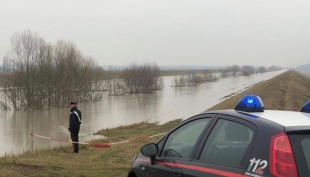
[208,70,310,111]
[1,70,310,177]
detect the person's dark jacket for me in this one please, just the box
[69,107,82,131]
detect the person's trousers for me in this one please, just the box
[70,130,79,153]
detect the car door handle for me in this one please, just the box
[174,168,183,177]
[174,172,181,177]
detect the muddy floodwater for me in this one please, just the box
[0,70,286,156]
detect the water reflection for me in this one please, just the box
[0,70,286,156]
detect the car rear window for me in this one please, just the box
[289,134,310,177]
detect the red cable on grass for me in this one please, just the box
[30,132,167,148]
[30,132,110,148]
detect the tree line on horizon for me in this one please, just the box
[170,64,283,87]
[295,64,310,72]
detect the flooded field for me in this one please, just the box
[0,70,286,156]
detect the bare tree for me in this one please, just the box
[2,30,105,110]
[268,65,279,72]
[203,70,218,82]
[231,65,240,76]
[120,62,163,93]
[241,65,255,76]
[258,66,267,73]
[220,68,229,78]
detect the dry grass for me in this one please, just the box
[208,70,310,111]
[0,120,181,177]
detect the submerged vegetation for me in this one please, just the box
[1,31,164,110]
[2,30,104,110]
[104,62,164,96]
[171,70,218,87]
[170,65,283,87]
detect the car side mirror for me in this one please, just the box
[141,143,158,165]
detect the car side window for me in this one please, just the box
[161,118,211,159]
[156,137,165,156]
[199,119,253,166]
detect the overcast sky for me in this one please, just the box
[1,0,310,67]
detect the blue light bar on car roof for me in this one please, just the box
[235,95,265,112]
[301,100,310,113]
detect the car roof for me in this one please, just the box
[204,109,310,128]
[250,110,310,127]
[202,95,310,129]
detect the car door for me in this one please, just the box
[145,115,215,177]
[182,114,257,177]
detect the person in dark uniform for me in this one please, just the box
[68,101,82,153]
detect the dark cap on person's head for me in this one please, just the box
[70,101,77,105]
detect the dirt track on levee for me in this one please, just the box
[207,70,310,112]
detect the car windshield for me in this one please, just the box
[289,133,310,177]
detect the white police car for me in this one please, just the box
[128,94,310,177]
